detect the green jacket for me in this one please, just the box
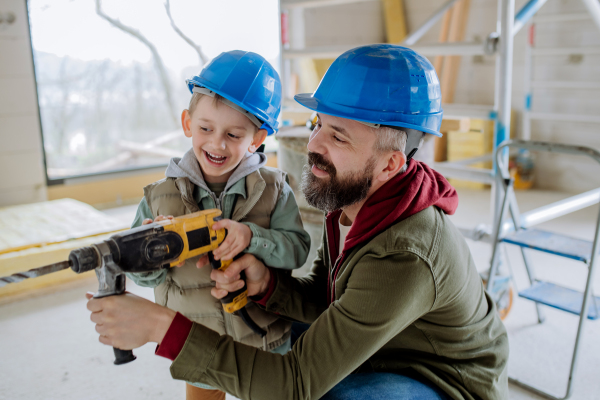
[127,171,311,288]
[168,206,509,400]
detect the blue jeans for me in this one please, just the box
[291,323,450,400]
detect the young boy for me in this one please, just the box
[127,50,310,400]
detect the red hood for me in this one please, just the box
[325,159,459,302]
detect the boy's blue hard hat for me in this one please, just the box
[187,50,282,135]
[294,44,444,137]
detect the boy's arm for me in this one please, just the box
[242,183,311,269]
[125,198,168,288]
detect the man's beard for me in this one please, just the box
[301,151,376,213]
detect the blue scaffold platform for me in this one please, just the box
[519,281,600,320]
[502,228,593,263]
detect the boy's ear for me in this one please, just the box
[248,129,268,153]
[182,109,192,138]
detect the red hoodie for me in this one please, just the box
[324,159,459,303]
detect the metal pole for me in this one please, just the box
[579,0,600,31]
[522,23,534,140]
[492,0,515,232]
[512,0,549,35]
[402,0,462,45]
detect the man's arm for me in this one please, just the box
[89,251,436,400]
[176,252,436,400]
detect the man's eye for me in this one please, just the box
[333,135,344,143]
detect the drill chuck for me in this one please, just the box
[69,246,100,274]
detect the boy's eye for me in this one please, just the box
[228,133,241,139]
[200,126,212,132]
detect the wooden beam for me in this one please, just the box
[440,0,472,103]
[382,0,407,43]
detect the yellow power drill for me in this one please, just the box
[0,209,265,364]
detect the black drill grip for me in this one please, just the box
[113,348,137,365]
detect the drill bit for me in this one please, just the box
[0,260,71,288]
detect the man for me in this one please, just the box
[87,44,509,400]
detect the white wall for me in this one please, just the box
[0,0,47,206]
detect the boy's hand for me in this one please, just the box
[211,219,252,261]
[142,215,184,267]
[142,214,173,225]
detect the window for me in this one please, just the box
[28,0,280,182]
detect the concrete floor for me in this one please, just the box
[1,188,599,400]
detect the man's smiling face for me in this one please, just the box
[301,113,380,212]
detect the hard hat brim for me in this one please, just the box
[294,93,443,138]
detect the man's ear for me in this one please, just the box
[375,151,406,183]
[248,129,268,153]
[182,110,192,138]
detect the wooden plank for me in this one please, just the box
[0,199,128,255]
[0,235,108,304]
[434,9,452,73]
[440,0,472,103]
[382,0,407,43]
[440,118,470,132]
[47,171,165,208]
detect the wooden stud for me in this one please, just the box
[382,0,407,43]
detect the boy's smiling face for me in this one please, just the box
[182,95,267,184]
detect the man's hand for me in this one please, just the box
[211,219,252,262]
[86,292,176,350]
[199,253,271,299]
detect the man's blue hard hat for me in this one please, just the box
[187,50,282,135]
[294,44,443,137]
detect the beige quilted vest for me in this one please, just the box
[143,167,292,349]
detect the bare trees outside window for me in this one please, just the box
[29,0,280,180]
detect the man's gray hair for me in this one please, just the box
[372,126,410,173]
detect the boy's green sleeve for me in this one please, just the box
[243,182,311,269]
[125,198,168,288]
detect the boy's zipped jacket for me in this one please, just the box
[127,149,311,350]
[165,159,509,400]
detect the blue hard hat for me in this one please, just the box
[294,44,443,137]
[187,50,282,135]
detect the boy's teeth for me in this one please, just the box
[206,151,226,164]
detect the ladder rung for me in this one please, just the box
[532,47,600,56]
[502,229,593,262]
[528,112,600,124]
[531,81,600,90]
[519,281,600,320]
[282,42,487,60]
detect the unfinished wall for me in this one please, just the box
[0,0,47,207]
[294,0,600,193]
[405,0,600,193]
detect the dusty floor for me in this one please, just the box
[1,188,599,400]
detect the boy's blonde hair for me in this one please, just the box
[187,92,259,133]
